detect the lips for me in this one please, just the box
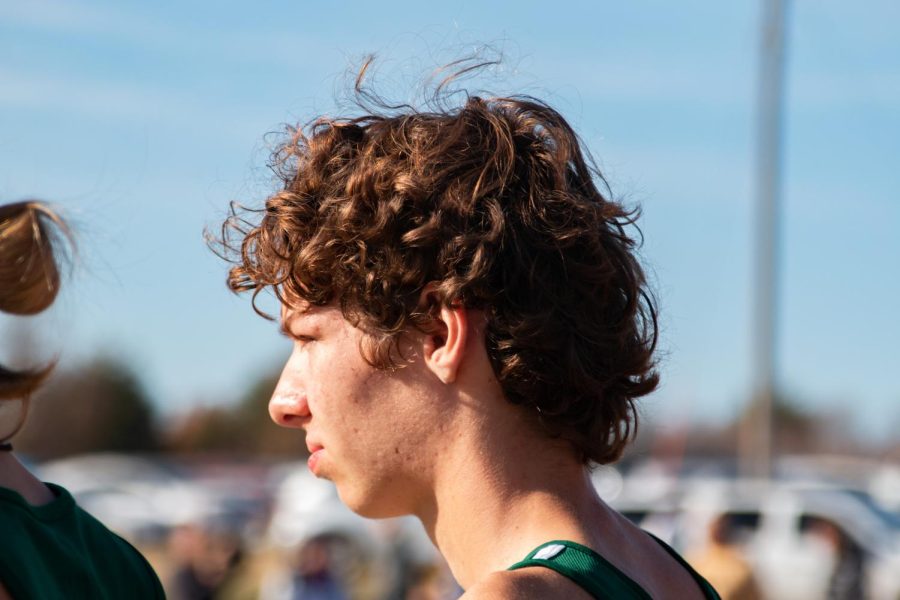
[306,440,325,475]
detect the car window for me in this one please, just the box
[621,510,648,525]
[725,511,761,532]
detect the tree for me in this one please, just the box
[164,369,309,457]
[16,357,159,460]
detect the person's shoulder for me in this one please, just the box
[69,504,166,598]
[461,567,593,600]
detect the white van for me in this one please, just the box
[606,475,900,600]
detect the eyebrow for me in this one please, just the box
[279,307,322,335]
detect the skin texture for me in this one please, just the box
[270,299,706,599]
[0,453,55,506]
[269,302,458,518]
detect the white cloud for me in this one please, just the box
[0,67,268,142]
[0,0,173,40]
[0,0,328,72]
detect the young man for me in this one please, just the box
[222,76,719,598]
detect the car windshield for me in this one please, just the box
[844,489,900,531]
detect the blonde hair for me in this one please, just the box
[0,201,71,407]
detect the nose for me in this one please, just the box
[269,379,311,428]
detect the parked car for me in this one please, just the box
[605,475,900,600]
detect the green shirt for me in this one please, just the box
[0,483,165,600]
[509,538,721,600]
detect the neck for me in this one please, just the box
[413,402,605,589]
[0,451,55,505]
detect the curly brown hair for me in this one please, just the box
[220,65,659,464]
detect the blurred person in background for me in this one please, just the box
[805,517,866,600]
[260,534,348,600]
[167,522,246,600]
[401,563,460,600]
[380,520,461,600]
[687,514,761,600]
[219,59,721,599]
[0,201,165,599]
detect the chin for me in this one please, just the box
[337,484,411,520]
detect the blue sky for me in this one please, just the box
[2,0,898,441]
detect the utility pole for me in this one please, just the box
[740,0,789,479]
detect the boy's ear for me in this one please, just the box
[420,285,467,384]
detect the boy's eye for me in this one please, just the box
[279,324,316,343]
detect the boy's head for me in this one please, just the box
[223,75,659,465]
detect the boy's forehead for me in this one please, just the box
[280,300,333,325]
